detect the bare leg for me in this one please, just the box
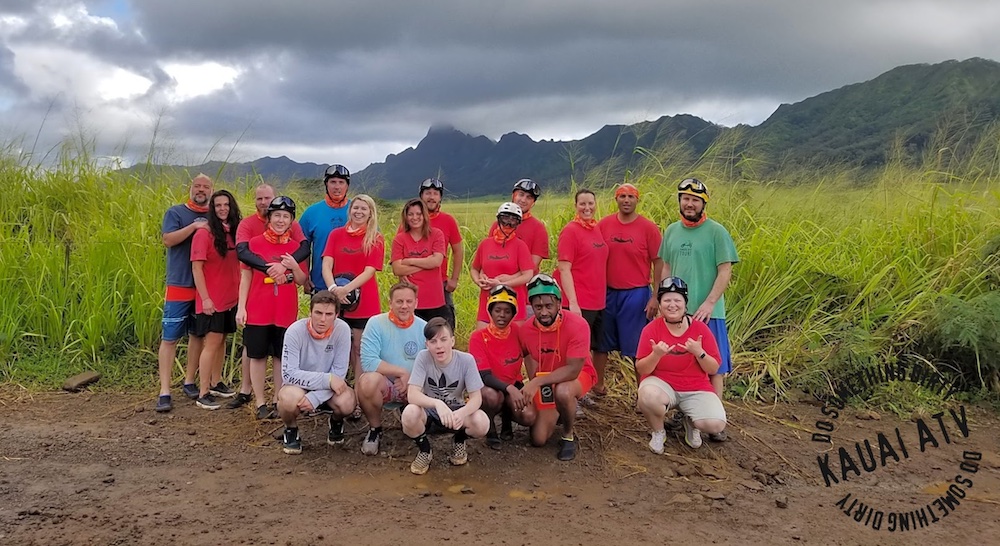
[184,334,204,385]
[198,332,224,397]
[157,339,179,396]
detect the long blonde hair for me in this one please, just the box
[350,194,381,254]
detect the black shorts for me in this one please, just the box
[424,403,465,433]
[415,305,452,324]
[564,308,604,351]
[243,324,287,359]
[192,308,237,337]
[342,317,370,331]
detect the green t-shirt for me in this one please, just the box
[659,219,738,319]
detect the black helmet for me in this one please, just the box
[333,273,361,312]
[419,178,444,194]
[657,276,688,303]
[266,196,296,219]
[512,178,540,199]
[324,164,350,184]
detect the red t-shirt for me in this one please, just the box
[235,213,305,244]
[598,214,662,289]
[471,237,533,322]
[321,228,385,319]
[519,311,597,383]
[429,212,462,282]
[391,228,447,309]
[554,221,609,310]
[490,215,549,273]
[635,318,720,393]
[470,323,524,384]
[190,230,240,314]
[243,236,304,328]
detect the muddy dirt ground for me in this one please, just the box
[1,389,998,545]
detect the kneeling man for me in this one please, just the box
[277,290,355,454]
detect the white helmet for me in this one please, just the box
[496,202,523,220]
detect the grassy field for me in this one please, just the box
[2,146,999,411]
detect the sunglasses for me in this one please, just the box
[325,164,350,178]
[678,178,707,194]
[527,274,557,290]
[420,178,444,190]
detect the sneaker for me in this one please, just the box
[226,392,252,409]
[485,432,502,451]
[450,442,468,465]
[327,417,346,445]
[255,404,276,420]
[182,383,199,400]
[209,382,236,398]
[708,430,728,442]
[683,417,703,449]
[349,404,363,421]
[361,428,382,456]
[196,394,221,410]
[666,411,685,432]
[579,393,599,408]
[649,429,667,455]
[499,425,514,442]
[575,401,584,418]
[410,450,432,475]
[557,435,578,461]
[155,395,172,413]
[282,428,302,455]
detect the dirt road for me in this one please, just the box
[1,391,997,545]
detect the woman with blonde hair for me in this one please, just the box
[322,194,385,382]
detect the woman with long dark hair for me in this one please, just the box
[191,189,243,409]
[391,198,448,323]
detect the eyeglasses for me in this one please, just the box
[527,273,557,290]
[513,178,540,197]
[325,164,350,178]
[677,178,707,194]
[420,178,444,191]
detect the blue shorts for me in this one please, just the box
[599,287,651,358]
[161,299,195,342]
[707,318,733,375]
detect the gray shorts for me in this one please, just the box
[640,376,726,422]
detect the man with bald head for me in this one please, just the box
[155,174,214,412]
[594,183,663,390]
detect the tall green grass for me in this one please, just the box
[1,136,998,401]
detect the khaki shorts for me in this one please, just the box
[640,376,726,422]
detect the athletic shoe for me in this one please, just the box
[648,429,667,455]
[708,431,728,442]
[209,382,236,398]
[665,411,685,432]
[499,418,514,442]
[226,392,252,409]
[282,428,302,455]
[450,442,468,465]
[182,383,199,400]
[485,432,502,451]
[557,435,578,461]
[361,428,382,456]
[327,417,346,445]
[683,417,703,449]
[410,450,432,475]
[349,404,363,421]
[255,404,276,420]
[196,394,222,410]
[575,401,584,418]
[155,395,172,413]
[579,393,598,408]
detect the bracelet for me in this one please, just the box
[698,352,707,359]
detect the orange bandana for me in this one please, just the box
[534,312,563,333]
[185,199,209,213]
[615,184,640,199]
[263,227,291,245]
[388,310,414,329]
[307,319,334,340]
[487,323,511,340]
[346,224,367,238]
[325,194,348,208]
[680,212,707,228]
[571,214,597,230]
[491,225,517,245]
[427,210,440,220]
[522,210,533,220]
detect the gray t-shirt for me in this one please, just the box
[408,349,484,409]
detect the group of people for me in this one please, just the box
[155,165,738,472]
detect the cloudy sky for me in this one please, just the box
[2,1,999,170]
